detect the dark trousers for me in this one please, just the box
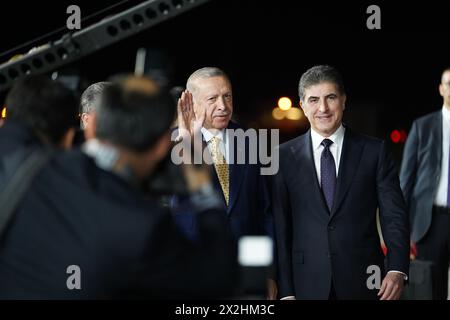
[417,206,450,300]
[329,279,337,300]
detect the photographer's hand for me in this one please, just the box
[183,157,222,212]
[182,162,211,193]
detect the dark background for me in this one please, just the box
[0,0,448,164]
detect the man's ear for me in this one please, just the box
[60,128,76,149]
[439,83,444,97]
[81,113,90,128]
[342,94,347,110]
[84,113,96,140]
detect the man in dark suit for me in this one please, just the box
[172,67,275,298]
[0,75,237,299]
[173,67,272,240]
[400,67,450,300]
[272,65,409,300]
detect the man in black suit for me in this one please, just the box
[272,65,409,300]
[0,75,237,299]
[400,67,450,300]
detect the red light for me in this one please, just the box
[390,130,401,143]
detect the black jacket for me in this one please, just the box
[399,111,443,242]
[0,122,237,299]
[272,128,409,299]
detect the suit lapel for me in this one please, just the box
[228,161,245,213]
[330,128,364,218]
[432,112,443,176]
[227,125,246,213]
[291,130,330,216]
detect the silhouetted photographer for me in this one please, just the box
[0,75,238,299]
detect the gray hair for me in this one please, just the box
[186,67,230,93]
[80,81,111,129]
[80,82,111,114]
[298,65,345,102]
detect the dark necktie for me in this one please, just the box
[321,139,336,211]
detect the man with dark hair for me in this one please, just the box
[272,65,409,300]
[0,75,237,299]
[0,75,79,154]
[400,67,450,300]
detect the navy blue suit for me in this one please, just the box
[172,121,273,241]
[272,127,409,299]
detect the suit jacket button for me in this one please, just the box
[328,226,335,231]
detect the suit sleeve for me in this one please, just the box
[376,141,410,275]
[259,173,274,239]
[399,120,419,214]
[271,156,295,297]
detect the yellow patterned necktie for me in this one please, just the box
[209,136,230,206]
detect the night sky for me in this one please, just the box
[1,0,448,162]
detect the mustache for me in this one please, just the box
[213,112,230,117]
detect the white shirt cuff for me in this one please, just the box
[387,270,408,281]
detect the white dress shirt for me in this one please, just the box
[201,127,229,164]
[310,124,345,184]
[434,106,450,206]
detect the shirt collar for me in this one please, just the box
[310,124,345,150]
[82,138,140,189]
[201,127,225,143]
[442,106,450,123]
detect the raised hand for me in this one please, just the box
[177,90,205,139]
